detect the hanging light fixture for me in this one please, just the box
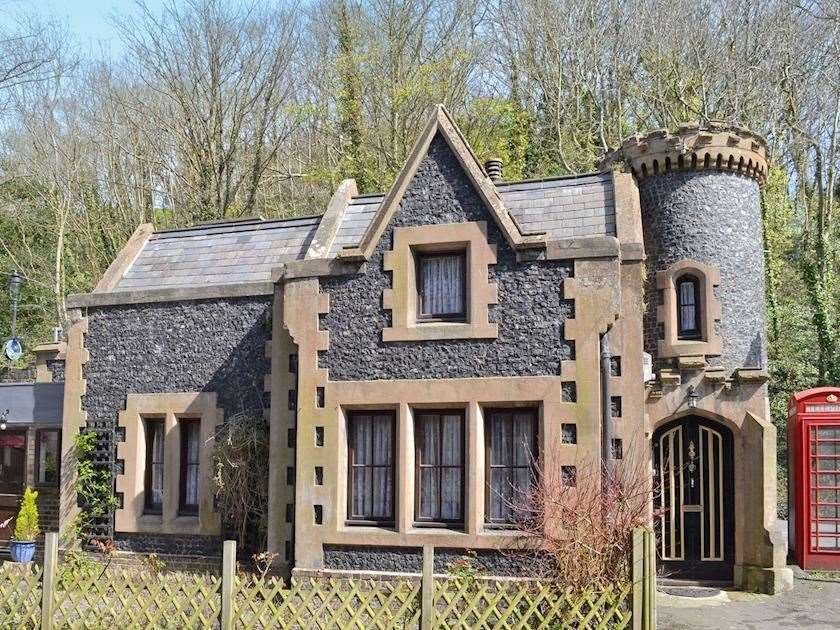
[687,386,700,409]
[0,409,9,431]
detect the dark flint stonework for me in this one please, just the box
[323,545,538,577]
[82,296,271,540]
[114,532,221,556]
[638,171,767,374]
[46,358,65,382]
[319,134,573,380]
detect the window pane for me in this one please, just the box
[415,411,464,523]
[0,432,27,491]
[421,254,464,316]
[678,278,698,334]
[37,430,60,484]
[348,412,394,522]
[181,420,200,511]
[146,420,164,512]
[486,409,538,524]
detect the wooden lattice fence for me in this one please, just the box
[0,530,656,629]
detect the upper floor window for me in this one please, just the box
[144,419,165,514]
[347,411,395,525]
[179,419,200,515]
[36,429,61,485]
[676,275,701,340]
[417,251,466,321]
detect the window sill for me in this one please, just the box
[343,521,396,532]
[382,321,497,342]
[412,522,465,531]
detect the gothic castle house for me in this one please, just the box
[60,107,790,592]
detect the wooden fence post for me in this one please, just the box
[40,532,58,630]
[421,545,434,630]
[631,528,643,630]
[644,528,656,630]
[221,540,236,630]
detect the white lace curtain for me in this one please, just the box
[417,412,464,521]
[420,254,464,316]
[183,422,200,508]
[350,413,394,520]
[149,423,164,507]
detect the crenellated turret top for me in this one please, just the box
[601,121,768,185]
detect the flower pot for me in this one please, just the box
[9,540,36,563]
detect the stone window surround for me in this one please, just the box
[115,392,222,536]
[656,259,722,359]
[382,221,498,342]
[335,400,545,535]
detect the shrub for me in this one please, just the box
[13,487,40,541]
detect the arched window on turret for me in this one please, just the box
[676,275,702,340]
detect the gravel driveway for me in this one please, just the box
[657,579,840,629]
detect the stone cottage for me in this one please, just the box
[61,106,790,592]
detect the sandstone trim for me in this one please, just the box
[94,223,154,293]
[306,179,358,259]
[603,122,768,184]
[114,392,223,537]
[382,222,498,342]
[656,259,722,359]
[336,105,545,261]
[66,281,274,308]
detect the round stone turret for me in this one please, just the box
[605,123,769,374]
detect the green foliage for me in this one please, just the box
[58,549,99,589]
[12,487,40,541]
[73,431,119,541]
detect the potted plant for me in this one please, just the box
[10,487,40,562]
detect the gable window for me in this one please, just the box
[347,411,395,525]
[415,410,465,525]
[144,419,165,514]
[179,419,200,515]
[35,429,61,485]
[417,251,466,321]
[485,408,538,525]
[676,275,702,340]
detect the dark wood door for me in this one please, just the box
[653,416,735,581]
[0,431,27,542]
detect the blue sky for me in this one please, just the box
[1,0,168,58]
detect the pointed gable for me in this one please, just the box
[336,105,545,260]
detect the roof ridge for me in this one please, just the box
[153,213,323,237]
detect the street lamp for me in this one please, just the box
[4,271,23,361]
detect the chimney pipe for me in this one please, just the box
[484,158,503,183]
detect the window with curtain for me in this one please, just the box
[485,408,538,525]
[676,275,701,340]
[415,410,465,525]
[179,419,200,515]
[144,419,165,514]
[417,251,466,320]
[36,429,61,485]
[347,411,395,524]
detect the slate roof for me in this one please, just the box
[328,172,615,256]
[0,382,64,426]
[113,216,320,292]
[106,173,614,291]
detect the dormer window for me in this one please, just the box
[677,275,701,340]
[417,251,466,322]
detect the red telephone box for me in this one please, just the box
[789,387,840,569]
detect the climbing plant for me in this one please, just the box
[73,431,119,541]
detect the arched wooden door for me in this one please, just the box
[653,416,735,581]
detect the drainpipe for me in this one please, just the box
[600,332,612,473]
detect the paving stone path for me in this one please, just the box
[657,579,840,629]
